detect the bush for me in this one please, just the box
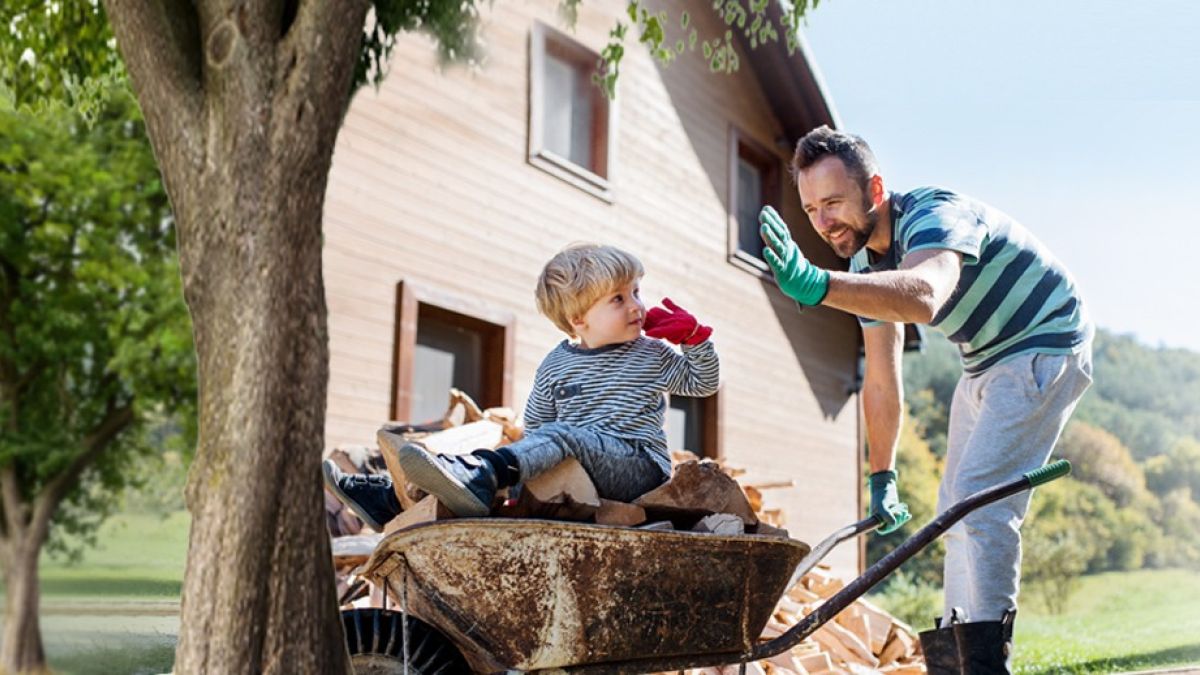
[869,570,942,631]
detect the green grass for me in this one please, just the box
[40,511,189,600]
[31,511,189,674]
[1015,568,1200,673]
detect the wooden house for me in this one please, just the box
[321,0,866,574]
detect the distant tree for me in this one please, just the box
[1022,480,1117,611]
[0,86,195,672]
[1144,438,1200,501]
[1055,421,1150,507]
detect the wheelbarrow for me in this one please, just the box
[351,460,1072,673]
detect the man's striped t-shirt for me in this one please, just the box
[850,187,1092,374]
[522,336,720,476]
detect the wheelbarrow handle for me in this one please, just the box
[748,459,1072,661]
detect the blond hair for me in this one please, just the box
[536,244,644,336]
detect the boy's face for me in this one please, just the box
[571,279,645,349]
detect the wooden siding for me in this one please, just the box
[322,0,864,575]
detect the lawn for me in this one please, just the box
[36,511,189,675]
[1015,568,1200,674]
[13,511,1200,674]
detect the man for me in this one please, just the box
[760,126,1092,673]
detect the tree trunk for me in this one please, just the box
[0,540,46,673]
[102,1,370,672]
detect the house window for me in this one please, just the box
[728,126,782,275]
[665,392,722,460]
[393,282,515,424]
[529,21,614,200]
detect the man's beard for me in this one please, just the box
[828,198,878,258]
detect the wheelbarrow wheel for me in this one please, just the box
[341,608,469,674]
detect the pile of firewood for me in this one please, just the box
[324,390,926,673]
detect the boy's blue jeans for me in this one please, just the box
[511,422,668,503]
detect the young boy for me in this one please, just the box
[324,243,719,524]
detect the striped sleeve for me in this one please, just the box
[896,188,985,264]
[521,361,556,432]
[659,339,720,397]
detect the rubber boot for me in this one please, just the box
[918,624,962,674]
[953,610,1016,674]
[919,608,967,674]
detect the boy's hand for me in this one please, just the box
[643,298,712,345]
[759,205,830,306]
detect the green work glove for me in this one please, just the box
[758,205,830,306]
[869,470,912,535]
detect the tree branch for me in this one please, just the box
[104,0,205,183]
[30,401,135,546]
[272,0,370,158]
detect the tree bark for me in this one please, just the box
[103,0,369,672]
[0,540,45,673]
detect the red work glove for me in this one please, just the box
[643,297,712,346]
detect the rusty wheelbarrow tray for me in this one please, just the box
[360,460,1072,673]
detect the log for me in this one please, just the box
[692,513,745,535]
[595,499,647,527]
[795,651,834,674]
[420,420,506,456]
[634,460,758,526]
[383,495,452,534]
[516,457,601,521]
[812,620,878,668]
[878,626,916,664]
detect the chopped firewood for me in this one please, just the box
[751,522,790,538]
[443,387,485,425]
[383,495,453,534]
[515,458,600,521]
[795,651,834,674]
[788,584,821,604]
[744,485,764,512]
[878,663,925,674]
[836,611,875,658]
[595,499,647,527]
[331,533,384,566]
[804,567,845,599]
[482,406,524,443]
[693,513,745,535]
[773,595,806,619]
[637,520,674,531]
[813,619,878,668]
[848,599,895,654]
[878,626,916,663]
[634,460,758,526]
[419,419,506,456]
[759,508,786,527]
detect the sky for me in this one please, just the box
[800,0,1200,352]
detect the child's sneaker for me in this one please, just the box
[321,460,402,531]
[376,431,496,517]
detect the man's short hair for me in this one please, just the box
[791,125,879,190]
[536,244,644,336]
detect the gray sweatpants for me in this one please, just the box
[512,422,668,503]
[939,346,1093,623]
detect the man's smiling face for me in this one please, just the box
[797,155,880,259]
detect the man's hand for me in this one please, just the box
[759,206,830,306]
[868,470,912,535]
[643,298,712,346]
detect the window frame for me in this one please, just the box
[665,388,724,461]
[528,20,616,202]
[727,125,784,279]
[391,280,516,422]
